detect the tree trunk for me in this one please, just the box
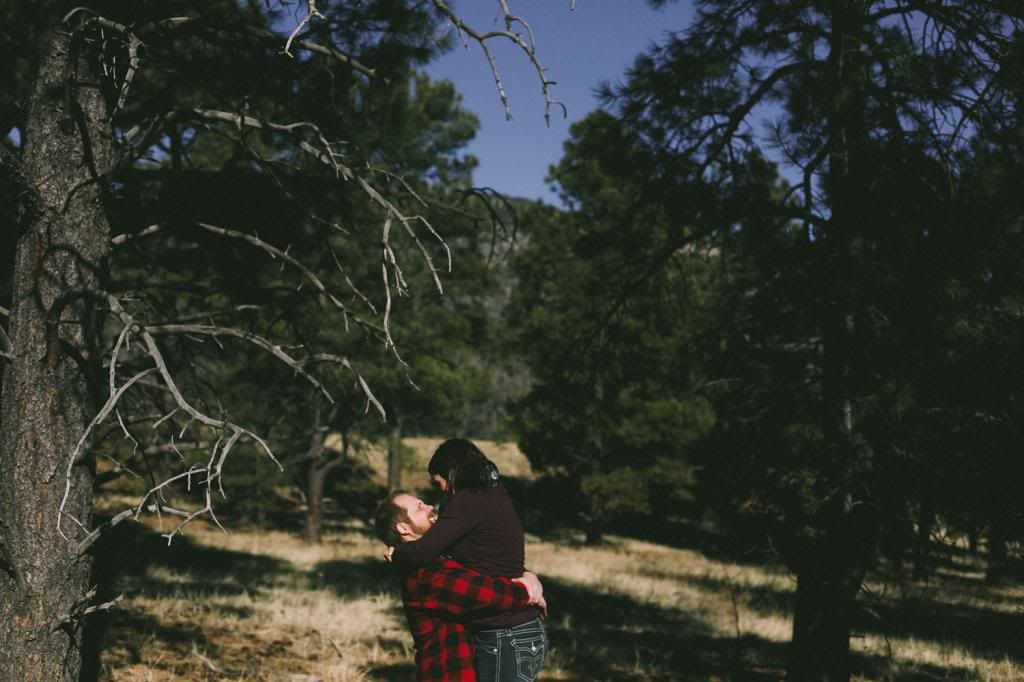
[985,522,1008,585]
[387,416,402,492]
[967,525,979,554]
[306,464,326,544]
[583,489,604,545]
[305,428,346,545]
[0,20,113,682]
[788,4,875,680]
[911,504,935,581]
[788,559,865,682]
[782,497,877,682]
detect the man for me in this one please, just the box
[375,491,546,682]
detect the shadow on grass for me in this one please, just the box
[81,500,1022,682]
[90,516,296,591]
[367,661,418,679]
[311,553,790,682]
[540,575,792,682]
[539,573,1003,682]
[504,475,1023,678]
[81,516,292,680]
[865,595,1024,666]
[680,571,1024,679]
[313,555,402,598]
[82,513,321,681]
[503,475,780,571]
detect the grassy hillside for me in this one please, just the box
[343,437,536,490]
[89,440,1023,681]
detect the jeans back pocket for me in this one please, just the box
[510,633,547,682]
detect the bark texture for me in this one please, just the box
[0,22,113,681]
[985,522,1008,585]
[304,415,346,545]
[911,505,935,581]
[789,559,866,682]
[787,3,877,680]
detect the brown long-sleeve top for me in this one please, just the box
[392,486,540,628]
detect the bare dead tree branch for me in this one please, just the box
[145,323,383,412]
[281,0,326,58]
[57,293,316,544]
[429,0,567,125]
[141,106,451,349]
[76,509,134,556]
[120,13,378,77]
[92,439,211,479]
[57,278,387,547]
[301,352,384,417]
[63,6,376,103]
[63,7,145,118]
[0,316,12,360]
[244,24,375,78]
[110,223,161,246]
[191,642,232,676]
[108,296,279,450]
[59,366,158,539]
[45,0,563,561]
[51,585,123,633]
[113,221,384,338]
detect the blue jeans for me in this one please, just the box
[473,618,548,682]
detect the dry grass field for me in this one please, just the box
[87,440,1024,681]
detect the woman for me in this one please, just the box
[390,438,548,682]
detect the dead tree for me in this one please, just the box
[0,1,566,679]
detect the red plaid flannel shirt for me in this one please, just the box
[401,558,530,682]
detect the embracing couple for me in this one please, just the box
[374,438,549,682]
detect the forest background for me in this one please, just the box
[1,1,1023,681]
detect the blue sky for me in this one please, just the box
[424,1,696,205]
[5,2,697,205]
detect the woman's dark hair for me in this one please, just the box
[428,438,500,496]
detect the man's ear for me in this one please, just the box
[395,521,412,538]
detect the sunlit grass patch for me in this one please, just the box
[94,443,1024,681]
[97,519,1024,681]
[99,521,409,681]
